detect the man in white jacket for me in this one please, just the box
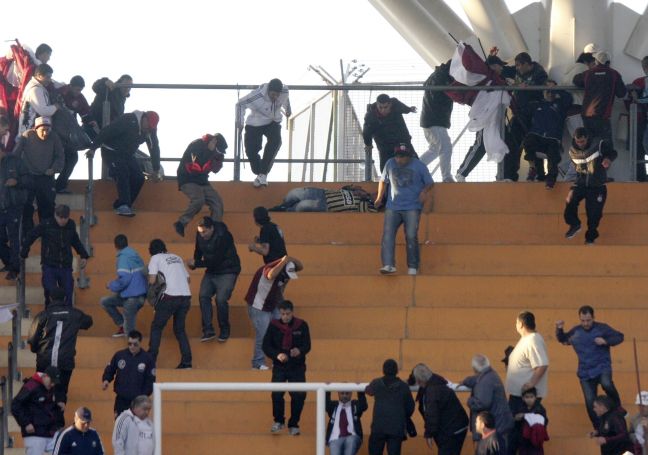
[18,64,59,135]
[235,78,291,187]
[112,395,154,455]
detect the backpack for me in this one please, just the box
[146,272,166,308]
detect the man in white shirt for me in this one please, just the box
[325,391,368,455]
[112,395,154,455]
[146,239,193,369]
[18,64,59,135]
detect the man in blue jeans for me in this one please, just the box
[556,305,624,428]
[374,144,433,276]
[100,234,147,337]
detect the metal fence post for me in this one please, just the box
[77,156,94,290]
[629,103,638,182]
[154,384,162,455]
[316,386,326,455]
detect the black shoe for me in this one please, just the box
[176,363,193,369]
[218,327,230,342]
[545,177,556,189]
[268,205,288,212]
[56,188,72,194]
[201,332,216,342]
[585,239,595,245]
[5,271,17,281]
[173,221,185,237]
[526,167,537,182]
[565,224,581,239]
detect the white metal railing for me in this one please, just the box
[153,381,469,455]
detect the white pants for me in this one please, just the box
[24,436,52,455]
[420,126,453,181]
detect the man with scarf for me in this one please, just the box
[262,300,311,436]
[173,133,227,237]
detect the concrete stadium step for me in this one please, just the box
[54,192,85,211]
[414,275,648,308]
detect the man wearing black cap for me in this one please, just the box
[53,407,105,454]
[173,133,227,237]
[87,110,161,217]
[249,206,287,264]
[12,366,65,455]
[236,78,291,187]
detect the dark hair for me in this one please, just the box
[517,311,536,330]
[643,56,648,65]
[148,239,167,256]
[197,217,214,229]
[54,204,70,218]
[376,94,391,104]
[117,74,133,83]
[35,43,52,57]
[382,358,398,376]
[34,63,53,77]
[522,387,537,397]
[593,395,614,411]
[268,78,283,93]
[278,300,294,311]
[50,287,66,302]
[253,207,270,225]
[477,411,495,429]
[574,127,589,138]
[578,305,595,317]
[114,234,128,250]
[70,75,85,88]
[127,330,143,341]
[580,53,596,64]
[514,52,532,65]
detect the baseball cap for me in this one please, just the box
[594,51,610,65]
[75,407,92,422]
[145,111,159,129]
[34,117,51,129]
[43,366,61,384]
[285,261,299,280]
[394,143,412,156]
[636,391,648,405]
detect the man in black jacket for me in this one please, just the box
[363,94,417,172]
[28,287,93,401]
[420,61,455,182]
[262,300,311,436]
[101,330,156,417]
[365,359,415,455]
[173,133,226,237]
[87,75,132,130]
[12,366,64,454]
[412,363,469,455]
[564,127,617,244]
[187,216,240,342]
[326,390,368,455]
[21,204,89,306]
[88,110,160,217]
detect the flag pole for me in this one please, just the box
[634,338,643,405]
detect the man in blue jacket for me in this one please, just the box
[53,407,104,455]
[100,234,147,337]
[556,305,624,428]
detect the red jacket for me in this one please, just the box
[573,64,627,119]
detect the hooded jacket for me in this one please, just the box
[18,76,58,134]
[362,97,414,149]
[89,77,128,128]
[28,300,93,374]
[365,375,415,437]
[421,62,454,129]
[574,64,627,120]
[108,246,148,298]
[11,373,63,437]
[177,135,227,188]
[236,83,291,127]
[418,373,469,443]
[193,222,241,275]
[528,90,574,141]
[21,218,89,268]
[569,137,617,187]
[462,367,514,440]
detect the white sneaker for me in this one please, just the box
[258,174,268,186]
[455,173,466,182]
[253,365,270,371]
[379,265,396,275]
[442,176,455,183]
[288,427,301,436]
[271,422,285,433]
[253,175,262,187]
[408,268,418,276]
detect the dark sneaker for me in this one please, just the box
[201,333,216,342]
[565,224,581,239]
[56,188,72,194]
[218,328,230,342]
[4,271,17,281]
[526,167,537,182]
[173,221,185,237]
[112,326,125,338]
[115,205,135,217]
[585,238,596,245]
[545,177,556,189]
[176,363,192,369]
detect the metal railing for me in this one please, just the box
[153,381,468,455]
[77,156,96,290]
[0,375,11,452]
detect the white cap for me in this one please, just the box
[584,43,600,54]
[34,116,52,128]
[285,261,298,280]
[636,391,648,405]
[594,51,610,65]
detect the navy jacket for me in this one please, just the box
[528,90,573,141]
[102,348,156,401]
[418,374,469,443]
[53,426,104,455]
[556,321,624,379]
[325,392,368,445]
[365,375,415,438]
[462,367,514,440]
[502,62,548,121]
[21,218,89,268]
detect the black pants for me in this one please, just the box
[102,149,144,209]
[55,368,73,403]
[368,433,403,455]
[508,395,542,455]
[244,122,282,175]
[0,206,21,273]
[502,116,529,181]
[114,395,132,417]
[436,429,467,455]
[582,116,613,144]
[148,295,192,366]
[376,141,416,173]
[271,366,306,427]
[522,133,561,180]
[55,147,79,192]
[636,120,647,182]
[23,174,56,234]
[564,185,608,242]
[457,130,486,178]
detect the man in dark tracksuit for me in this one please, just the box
[188,216,240,342]
[53,407,105,455]
[564,127,617,244]
[88,110,160,217]
[501,52,548,181]
[0,142,28,280]
[102,329,156,417]
[21,204,89,306]
[365,359,415,455]
[28,287,93,402]
[263,300,311,435]
[363,94,417,172]
[573,52,627,144]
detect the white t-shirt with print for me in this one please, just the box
[148,253,190,297]
[506,332,549,397]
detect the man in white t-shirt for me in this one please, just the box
[112,395,154,455]
[505,311,549,455]
[146,239,193,369]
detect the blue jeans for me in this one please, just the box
[100,294,145,335]
[284,187,327,212]
[247,306,280,368]
[199,273,238,335]
[329,434,361,455]
[42,265,74,306]
[580,371,621,428]
[380,209,421,269]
